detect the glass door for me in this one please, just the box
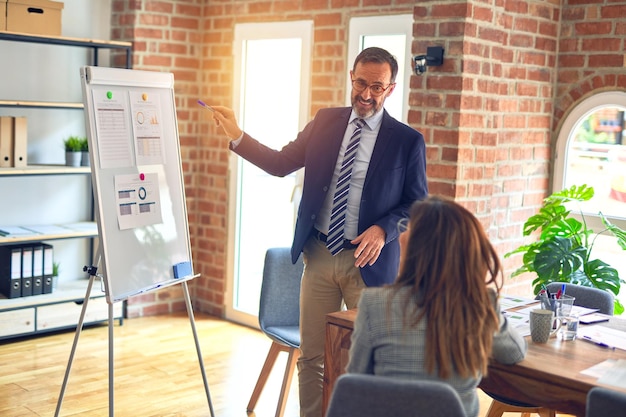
[226,21,312,327]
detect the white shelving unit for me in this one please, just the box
[0,31,132,340]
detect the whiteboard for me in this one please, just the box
[80,66,195,303]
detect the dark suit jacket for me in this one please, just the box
[231,107,428,287]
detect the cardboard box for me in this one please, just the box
[0,116,27,168]
[12,117,27,167]
[0,117,14,168]
[6,0,64,36]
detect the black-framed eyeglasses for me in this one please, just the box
[351,79,394,97]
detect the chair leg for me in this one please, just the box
[274,347,300,417]
[484,399,508,417]
[247,342,286,412]
[485,399,557,417]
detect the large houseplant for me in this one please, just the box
[505,184,626,314]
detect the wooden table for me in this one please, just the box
[323,309,626,417]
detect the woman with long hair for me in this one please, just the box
[346,195,527,417]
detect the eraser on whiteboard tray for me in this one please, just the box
[173,261,192,278]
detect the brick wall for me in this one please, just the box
[413,1,560,295]
[109,0,626,318]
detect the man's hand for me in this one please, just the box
[351,225,386,268]
[211,105,244,140]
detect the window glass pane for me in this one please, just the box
[233,38,302,316]
[347,14,412,123]
[564,106,626,219]
[361,34,407,121]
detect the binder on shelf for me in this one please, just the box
[12,117,27,168]
[42,243,54,294]
[20,244,33,297]
[32,243,44,295]
[0,116,13,168]
[0,245,22,298]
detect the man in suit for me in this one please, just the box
[212,46,428,417]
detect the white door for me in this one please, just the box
[226,21,312,327]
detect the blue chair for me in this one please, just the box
[484,283,615,417]
[246,248,304,417]
[586,386,626,417]
[326,373,466,417]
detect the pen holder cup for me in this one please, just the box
[530,309,561,343]
[540,294,575,318]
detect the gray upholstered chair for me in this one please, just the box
[246,248,304,417]
[484,283,615,417]
[325,373,465,417]
[586,386,626,417]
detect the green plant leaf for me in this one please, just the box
[533,237,586,281]
[522,203,568,236]
[545,184,594,203]
[582,259,621,295]
[540,218,583,242]
[601,215,626,250]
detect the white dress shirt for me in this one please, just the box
[315,109,383,239]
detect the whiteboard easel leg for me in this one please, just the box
[54,274,96,417]
[109,301,115,417]
[182,281,215,417]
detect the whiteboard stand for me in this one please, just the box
[74,66,213,416]
[54,265,215,417]
[182,279,215,417]
[54,254,102,417]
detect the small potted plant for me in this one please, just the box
[80,137,90,167]
[505,184,626,314]
[52,261,60,291]
[63,136,83,167]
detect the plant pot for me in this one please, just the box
[81,151,90,167]
[65,151,81,167]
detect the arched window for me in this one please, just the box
[553,91,626,287]
[555,91,626,226]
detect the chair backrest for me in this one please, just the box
[325,374,466,417]
[544,283,614,315]
[586,387,626,417]
[258,247,304,347]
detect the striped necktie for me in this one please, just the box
[327,118,365,255]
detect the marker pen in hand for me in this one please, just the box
[197,100,215,112]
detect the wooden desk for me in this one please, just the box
[323,309,626,417]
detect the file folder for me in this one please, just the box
[42,243,54,294]
[12,117,27,168]
[20,245,33,297]
[32,244,44,295]
[0,245,22,298]
[0,116,13,168]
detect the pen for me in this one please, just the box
[542,284,551,299]
[581,335,614,349]
[197,99,215,112]
[561,283,566,297]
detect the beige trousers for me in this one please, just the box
[298,237,366,417]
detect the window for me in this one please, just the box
[554,91,626,227]
[347,15,413,123]
[554,91,626,301]
[226,21,312,327]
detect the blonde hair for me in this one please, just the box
[392,195,502,379]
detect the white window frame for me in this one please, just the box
[553,90,626,231]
